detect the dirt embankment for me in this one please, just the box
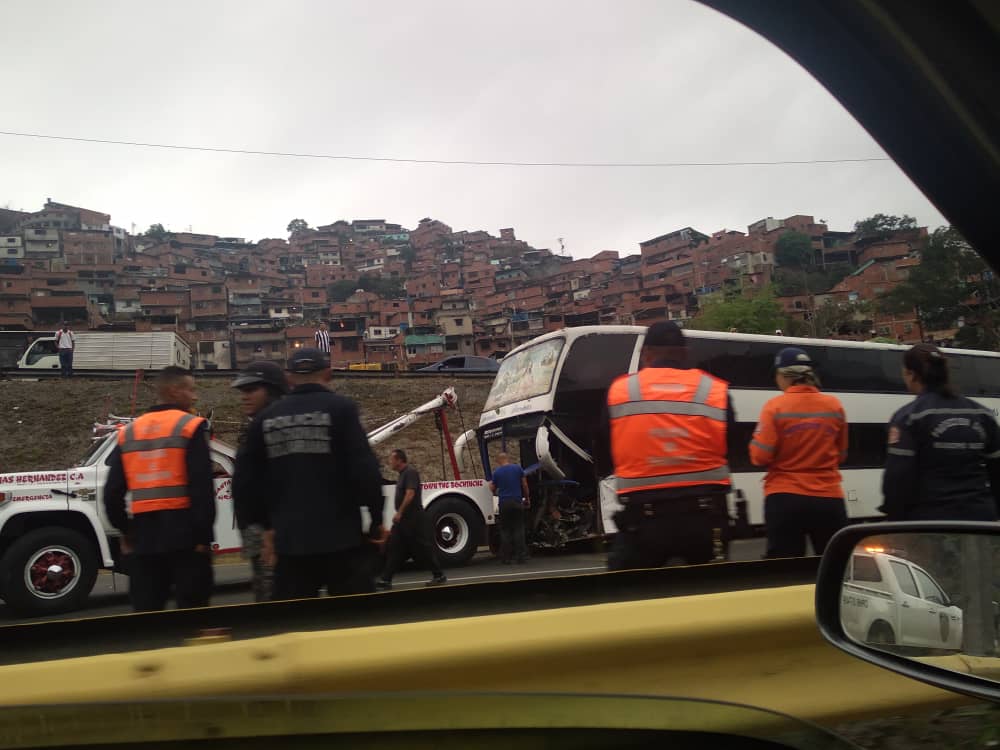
[0,375,491,480]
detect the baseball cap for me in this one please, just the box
[644,320,686,348]
[230,361,289,392]
[774,347,814,369]
[286,347,331,374]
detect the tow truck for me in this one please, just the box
[841,545,964,651]
[0,388,495,616]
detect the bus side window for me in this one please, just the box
[844,423,887,469]
[973,357,1000,397]
[951,354,997,397]
[825,347,895,392]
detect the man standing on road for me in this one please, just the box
[314,321,331,354]
[234,348,385,600]
[230,361,287,602]
[490,452,530,564]
[376,449,447,590]
[103,367,216,612]
[55,323,75,377]
[599,321,734,570]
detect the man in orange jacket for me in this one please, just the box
[749,347,848,558]
[104,367,216,611]
[601,321,735,570]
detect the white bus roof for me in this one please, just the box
[502,325,1000,360]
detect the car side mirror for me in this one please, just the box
[816,521,1000,703]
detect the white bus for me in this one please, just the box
[472,326,1000,551]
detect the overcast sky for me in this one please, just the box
[2,0,946,256]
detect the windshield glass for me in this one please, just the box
[76,435,111,467]
[484,338,564,411]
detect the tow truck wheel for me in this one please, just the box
[0,527,99,616]
[428,496,484,568]
[867,621,896,646]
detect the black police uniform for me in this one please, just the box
[103,404,216,611]
[235,381,385,600]
[882,388,1000,521]
[595,357,737,569]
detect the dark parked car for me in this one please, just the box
[417,356,500,373]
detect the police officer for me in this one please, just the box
[230,361,288,602]
[234,348,385,600]
[882,343,1000,521]
[603,321,734,570]
[103,366,216,612]
[749,347,848,558]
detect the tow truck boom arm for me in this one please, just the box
[366,387,458,446]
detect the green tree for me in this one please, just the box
[688,286,786,334]
[327,275,406,303]
[328,280,361,303]
[774,263,853,296]
[879,226,1000,349]
[774,231,814,269]
[398,246,416,268]
[286,218,310,235]
[853,213,917,240]
[144,223,169,242]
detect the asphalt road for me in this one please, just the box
[0,538,768,625]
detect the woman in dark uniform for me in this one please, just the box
[881,343,1000,521]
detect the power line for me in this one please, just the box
[0,130,892,169]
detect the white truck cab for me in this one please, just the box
[0,420,495,616]
[841,548,963,651]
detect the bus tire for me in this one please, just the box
[428,496,484,568]
[0,527,99,616]
[867,620,896,646]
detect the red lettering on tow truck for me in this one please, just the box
[0,472,68,486]
[421,480,487,490]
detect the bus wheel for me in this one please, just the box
[428,496,484,568]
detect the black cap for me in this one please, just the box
[286,347,331,374]
[644,321,686,348]
[231,361,289,392]
[774,347,814,369]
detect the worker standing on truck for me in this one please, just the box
[55,322,74,377]
[376,449,448,589]
[603,321,734,570]
[881,343,1000,521]
[490,452,530,564]
[749,347,849,558]
[230,361,288,602]
[103,367,216,611]
[234,348,386,600]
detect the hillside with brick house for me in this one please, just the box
[0,199,957,369]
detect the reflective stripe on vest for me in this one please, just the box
[119,411,202,514]
[608,367,730,495]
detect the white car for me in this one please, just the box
[841,548,963,651]
[0,426,494,616]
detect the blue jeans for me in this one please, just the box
[58,349,73,376]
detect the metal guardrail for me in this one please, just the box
[0,560,970,727]
[0,368,496,381]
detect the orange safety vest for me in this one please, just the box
[607,367,730,495]
[118,409,205,514]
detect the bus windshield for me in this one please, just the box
[484,338,565,412]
